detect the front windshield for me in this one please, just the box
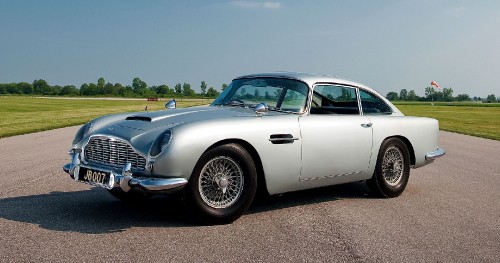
[211,77,309,113]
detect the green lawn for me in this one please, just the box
[0,96,210,138]
[394,102,500,141]
[1,97,499,141]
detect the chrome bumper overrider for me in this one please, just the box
[63,153,187,192]
[425,147,446,161]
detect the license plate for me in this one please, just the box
[78,167,111,186]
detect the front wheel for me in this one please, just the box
[185,143,257,225]
[367,138,410,198]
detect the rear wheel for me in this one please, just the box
[367,138,410,198]
[185,143,257,225]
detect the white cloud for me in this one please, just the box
[230,1,281,10]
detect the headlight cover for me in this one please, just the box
[72,122,92,145]
[150,129,173,157]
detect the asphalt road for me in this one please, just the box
[0,127,499,262]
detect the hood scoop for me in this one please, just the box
[126,116,152,122]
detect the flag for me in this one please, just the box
[431,81,441,90]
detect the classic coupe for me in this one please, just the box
[63,72,445,224]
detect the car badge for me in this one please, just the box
[107,128,115,131]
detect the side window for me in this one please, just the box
[359,90,393,114]
[310,85,359,115]
[281,88,307,112]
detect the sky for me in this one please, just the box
[1,0,499,97]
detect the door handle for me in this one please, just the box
[361,123,373,128]
[269,134,299,144]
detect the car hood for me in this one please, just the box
[89,106,284,154]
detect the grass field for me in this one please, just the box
[0,96,210,138]
[0,97,499,140]
[394,102,500,141]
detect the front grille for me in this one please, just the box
[84,136,146,170]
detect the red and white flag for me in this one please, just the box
[431,81,441,90]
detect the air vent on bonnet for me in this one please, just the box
[126,116,152,122]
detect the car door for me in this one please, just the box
[299,84,373,181]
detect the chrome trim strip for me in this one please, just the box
[425,147,446,160]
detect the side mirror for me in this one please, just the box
[165,99,176,109]
[255,103,268,116]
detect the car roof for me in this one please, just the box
[233,71,402,115]
[234,71,375,92]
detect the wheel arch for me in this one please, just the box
[383,135,416,166]
[204,139,269,196]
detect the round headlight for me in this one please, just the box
[72,122,92,145]
[150,129,173,157]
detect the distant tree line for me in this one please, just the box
[0,77,226,98]
[386,87,499,103]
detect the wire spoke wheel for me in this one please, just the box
[186,143,257,224]
[198,156,244,209]
[381,146,404,186]
[367,138,410,198]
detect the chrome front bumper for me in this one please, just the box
[425,147,446,161]
[63,153,187,193]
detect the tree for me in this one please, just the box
[182,83,195,97]
[442,87,454,102]
[407,90,418,101]
[155,85,170,95]
[97,77,105,95]
[103,82,114,95]
[424,87,433,98]
[60,85,79,96]
[200,81,207,95]
[17,82,33,94]
[486,94,497,103]
[33,79,49,94]
[113,83,124,96]
[386,92,398,101]
[206,87,219,98]
[87,83,98,95]
[174,83,182,95]
[221,83,228,91]
[119,85,133,97]
[132,77,147,95]
[399,89,408,101]
[455,94,471,101]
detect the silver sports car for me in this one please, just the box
[63,72,445,224]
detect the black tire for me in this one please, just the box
[367,137,410,198]
[107,189,152,203]
[185,143,257,225]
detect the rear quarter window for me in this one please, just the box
[359,90,392,114]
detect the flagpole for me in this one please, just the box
[431,88,434,106]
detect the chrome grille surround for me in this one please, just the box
[84,136,146,171]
